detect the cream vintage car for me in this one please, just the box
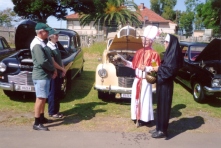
[94,26,156,99]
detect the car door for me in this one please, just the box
[68,34,83,79]
[176,45,193,88]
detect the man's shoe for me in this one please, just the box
[33,124,49,131]
[41,117,53,124]
[149,128,157,134]
[151,131,167,138]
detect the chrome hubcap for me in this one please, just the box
[194,83,201,98]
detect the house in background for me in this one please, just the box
[65,3,177,37]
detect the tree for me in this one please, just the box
[150,0,177,21]
[197,0,220,33]
[79,0,141,27]
[178,0,203,35]
[12,0,68,23]
[179,12,194,35]
[0,8,20,27]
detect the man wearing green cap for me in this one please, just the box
[47,28,66,118]
[30,23,57,131]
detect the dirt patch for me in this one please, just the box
[0,110,221,133]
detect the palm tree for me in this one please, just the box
[79,0,141,28]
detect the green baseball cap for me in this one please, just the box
[35,22,51,31]
[48,28,60,36]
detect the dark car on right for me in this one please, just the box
[175,39,221,103]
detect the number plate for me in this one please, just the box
[20,85,32,91]
[121,93,131,98]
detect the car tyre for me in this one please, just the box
[192,82,205,103]
[60,76,67,99]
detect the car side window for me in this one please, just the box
[2,39,9,49]
[70,36,77,52]
[190,46,204,61]
[0,38,10,50]
[58,35,69,50]
[76,34,81,48]
[181,46,188,61]
[0,40,3,50]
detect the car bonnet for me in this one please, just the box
[108,35,143,51]
[15,20,37,50]
[195,39,221,61]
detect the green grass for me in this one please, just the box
[0,42,221,129]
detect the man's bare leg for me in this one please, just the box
[33,98,48,131]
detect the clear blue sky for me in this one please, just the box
[0,0,205,28]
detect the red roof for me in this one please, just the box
[138,4,168,23]
[65,4,171,23]
[65,13,79,19]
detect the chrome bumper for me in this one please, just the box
[94,85,132,94]
[204,86,221,93]
[0,82,35,92]
[94,85,156,93]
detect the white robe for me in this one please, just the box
[126,62,154,122]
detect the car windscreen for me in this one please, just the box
[189,46,206,61]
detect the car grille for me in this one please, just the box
[8,71,33,85]
[118,77,134,88]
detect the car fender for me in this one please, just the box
[95,63,118,86]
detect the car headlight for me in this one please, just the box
[212,79,221,87]
[0,62,6,72]
[98,68,107,78]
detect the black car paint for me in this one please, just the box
[175,39,221,102]
[0,20,84,98]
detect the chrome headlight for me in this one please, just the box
[0,62,6,72]
[98,68,107,78]
[211,79,221,87]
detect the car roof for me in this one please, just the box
[179,41,208,46]
[55,29,78,37]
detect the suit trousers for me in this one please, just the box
[48,76,62,115]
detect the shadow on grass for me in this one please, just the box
[46,101,107,127]
[62,70,95,102]
[202,97,221,108]
[175,79,221,107]
[6,92,36,102]
[170,104,186,119]
[166,116,205,140]
[100,94,131,105]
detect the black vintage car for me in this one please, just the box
[0,20,84,98]
[0,36,16,61]
[176,39,221,103]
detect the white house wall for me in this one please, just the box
[67,20,97,35]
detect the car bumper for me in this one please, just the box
[204,86,221,97]
[0,82,35,92]
[94,85,156,93]
[204,86,221,93]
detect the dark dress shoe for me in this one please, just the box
[151,131,167,138]
[33,124,49,131]
[149,128,157,134]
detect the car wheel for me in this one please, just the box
[192,82,205,103]
[60,77,67,99]
[66,70,72,90]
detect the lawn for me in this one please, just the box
[0,41,221,132]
